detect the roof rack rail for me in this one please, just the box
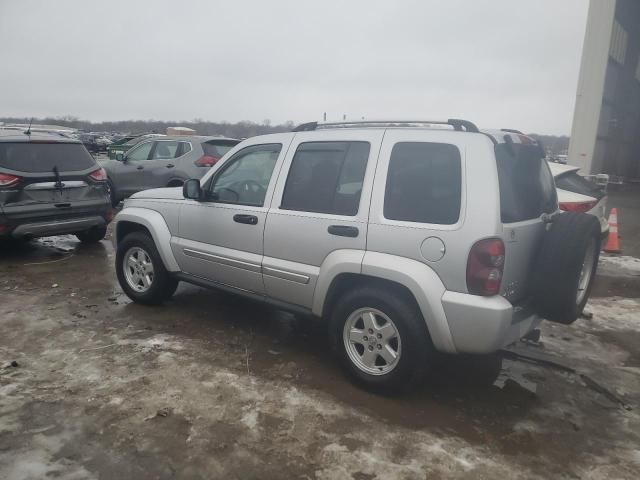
[500,128,525,135]
[292,118,479,133]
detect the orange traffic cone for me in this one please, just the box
[603,208,621,253]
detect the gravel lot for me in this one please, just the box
[1,233,639,480]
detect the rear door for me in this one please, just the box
[143,140,182,188]
[262,130,382,309]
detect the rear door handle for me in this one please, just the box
[136,166,144,170]
[233,214,258,225]
[328,225,359,237]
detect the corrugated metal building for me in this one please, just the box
[569,0,640,178]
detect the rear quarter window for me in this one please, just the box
[496,143,556,223]
[384,142,462,225]
[0,142,96,173]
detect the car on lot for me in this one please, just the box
[111,119,601,391]
[106,133,164,160]
[548,162,609,238]
[100,135,239,206]
[0,129,112,242]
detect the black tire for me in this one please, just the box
[116,232,178,305]
[107,179,119,207]
[329,286,434,392]
[75,226,107,243]
[531,212,601,324]
[167,180,184,188]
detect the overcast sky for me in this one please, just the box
[0,0,589,135]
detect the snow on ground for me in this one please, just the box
[586,297,640,331]
[599,254,640,277]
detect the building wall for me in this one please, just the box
[569,0,640,178]
[568,0,616,174]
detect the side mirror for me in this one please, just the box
[183,179,202,200]
[115,152,125,162]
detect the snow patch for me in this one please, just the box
[585,297,640,331]
[598,255,640,277]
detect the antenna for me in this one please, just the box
[24,117,33,136]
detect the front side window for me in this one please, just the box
[151,141,180,160]
[208,143,281,206]
[127,141,154,161]
[384,142,462,225]
[280,141,370,216]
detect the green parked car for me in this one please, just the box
[107,134,164,159]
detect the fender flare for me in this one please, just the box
[314,250,456,353]
[113,207,180,272]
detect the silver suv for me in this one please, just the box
[112,120,601,390]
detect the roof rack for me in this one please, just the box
[500,128,525,135]
[292,118,479,133]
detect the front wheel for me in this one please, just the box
[330,286,433,392]
[116,232,178,305]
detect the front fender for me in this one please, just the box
[112,207,180,272]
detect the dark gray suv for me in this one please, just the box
[99,135,239,206]
[0,129,112,243]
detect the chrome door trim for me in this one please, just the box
[24,181,88,190]
[262,266,310,285]
[183,248,262,273]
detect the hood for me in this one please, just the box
[130,187,184,200]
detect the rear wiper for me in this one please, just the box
[52,165,65,193]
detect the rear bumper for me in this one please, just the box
[441,291,542,354]
[0,199,111,239]
[9,216,106,239]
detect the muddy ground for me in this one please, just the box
[1,233,639,480]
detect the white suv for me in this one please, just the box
[112,120,601,391]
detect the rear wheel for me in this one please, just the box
[330,286,433,392]
[116,232,178,305]
[76,226,107,243]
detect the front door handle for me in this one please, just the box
[166,164,174,168]
[233,214,258,225]
[328,225,359,237]
[136,166,144,170]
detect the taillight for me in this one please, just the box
[466,238,505,296]
[195,155,219,167]
[559,200,597,213]
[88,167,108,182]
[104,209,114,223]
[0,173,20,187]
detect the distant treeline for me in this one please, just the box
[0,116,571,154]
[0,116,293,139]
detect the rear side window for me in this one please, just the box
[203,141,239,159]
[556,171,604,200]
[384,142,462,225]
[496,144,556,223]
[0,142,95,173]
[281,141,370,216]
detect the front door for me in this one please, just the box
[113,140,154,196]
[173,141,288,294]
